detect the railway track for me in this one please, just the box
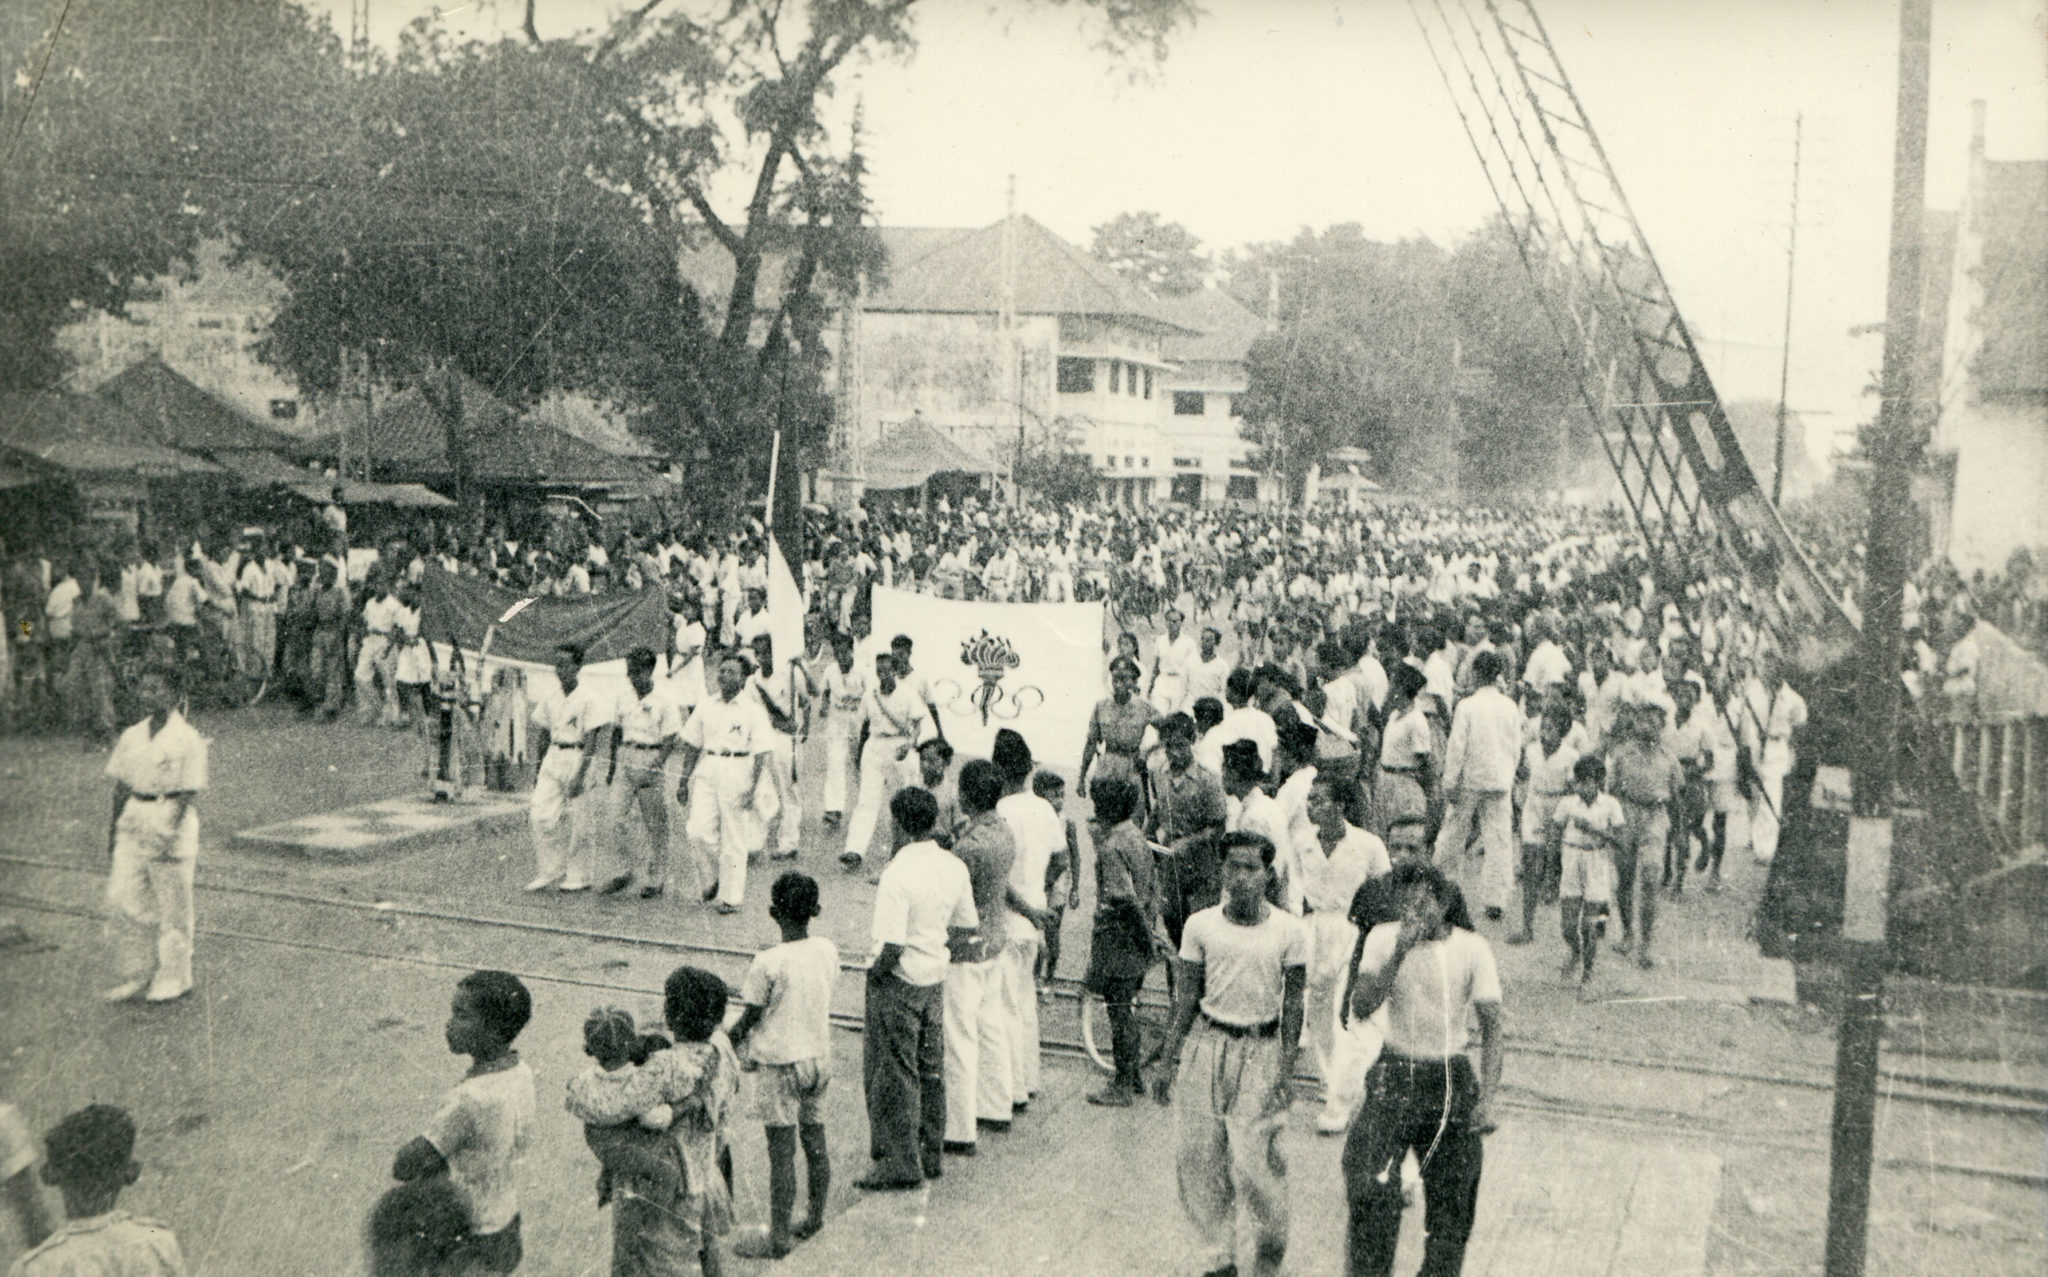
[4,851,2044,1188]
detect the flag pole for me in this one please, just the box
[766,430,782,532]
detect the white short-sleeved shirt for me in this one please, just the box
[10,1211,185,1277]
[163,574,204,627]
[530,679,615,748]
[1179,904,1309,1028]
[106,711,208,795]
[739,935,840,1065]
[871,839,977,987]
[819,663,868,737]
[998,791,1066,940]
[681,691,771,756]
[615,686,685,747]
[1551,792,1625,851]
[1381,706,1433,769]
[1354,924,1502,1059]
[1521,739,1583,842]
[424,1058,535,1235]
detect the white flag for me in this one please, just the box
[869,586,1105,772]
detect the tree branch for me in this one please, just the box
[681,182,741,255]
[522,0,540,45]
[592,0,671,65]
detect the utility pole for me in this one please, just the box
[1773,112,1803,505]
[1000,175,1021,507]
[1826,3,1928,1274]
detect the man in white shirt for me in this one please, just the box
[1149,608,1200,715]
[1188,627,1232,709]
[840,653,930,872]
[102,668,208,1003]
[677,651,773,912]
[355,580,402,727]
[1344,860,1503,1277]
[1521,615,1573,694]
[609,647,684,899]
[1154,831,1309,1277]
[1301,773,1390,1133]
[1433,651,1523,918]
[1208,669,1278,777]
[1737,650,1807,866]
[525,644,614,894]
[235,535,281,680]
[1222,741,1297,913]
[815,632,868,826]
[861,787,977,1191]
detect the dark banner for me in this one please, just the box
[419,565,668,667]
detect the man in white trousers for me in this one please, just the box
[102,669,208,1003]
[677,652,772,914]
[1432,650,1522,920]
[940,761,1016,1154]
[994,728,1062,1110]
[1301,773,1390,1132]
[839,652,929,873]
[1739,649,1807,865]
[527,644,612,893]
[815,632,867,829]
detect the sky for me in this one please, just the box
[333,0,2048,469]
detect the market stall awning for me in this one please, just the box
[214,448,323,487]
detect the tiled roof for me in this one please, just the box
[860,417,998,490]
[1156,287,1267,364]
[94,355,305,455]
[303,374,651,485]
[0,392,224,476]
[864,216,1191,332]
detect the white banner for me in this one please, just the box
[868,587,1106,773]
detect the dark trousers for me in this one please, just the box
[452,1212,522,1273]
[863,974,945,1183]
[1343,1053,1484,1277]
[1097,972,1146,1091]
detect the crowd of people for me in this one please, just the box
[5,481,2026,1277]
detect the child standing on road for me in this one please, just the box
[8,1106,181,1277]
[727,873,837,1259]
[565,1007,693,1276]
[392,970,536,1274]
[1546,756,1626,987]
[566,968,739,1277]
[1032,771,1083,991]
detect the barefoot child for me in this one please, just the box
[10,1106,181,1277]
[1509,704,1579,945]
[1546,756,1626,986]
[727,872,837,1259]
[565,1008,693,1276]
[1031,771,1083,990]
[392,970,535,1274]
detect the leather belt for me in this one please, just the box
[704,749,753,758]
[1201,1013,1279,1039]
[621,741,667,749]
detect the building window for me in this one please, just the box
[1126,455,1136,468]
[1143,368,1153,399]
[195,318,226,330]
[1128,366,1140,397]
[1109,361,1122,394]
[269,399,298,420]
[1173,456,1198,468]
[1104,455,1115,468]
[1226,395,1243,417]
[1057,357,1094,394]
[1226,475,1258,501]
[1141,456,1150,468]
[1174,391,1206,416]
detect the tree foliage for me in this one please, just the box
[1090,210,1208,296]
[0,0,344,390]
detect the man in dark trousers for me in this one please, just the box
[859,787,977,1190]
[1343,859,1503,1276]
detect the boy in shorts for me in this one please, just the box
[1031,771,1082,990]
[1546,756,1626,988]
[728,874,837,1259]
[392,970,536,1273]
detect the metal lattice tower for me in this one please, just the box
[1413,0,1858,665]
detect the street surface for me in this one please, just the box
[1,706,2042,1274]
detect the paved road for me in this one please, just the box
[2,708,2043,1274]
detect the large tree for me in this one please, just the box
[0,0,345,390]
[1231,225,1458,498]
[1091,210,1208,296]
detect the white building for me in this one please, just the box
[1155,286,1268,504]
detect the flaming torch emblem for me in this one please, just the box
[960,630,1023,725]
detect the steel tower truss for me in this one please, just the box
[1412,0,1857,665]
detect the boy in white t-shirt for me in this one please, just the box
[728,873,838,1259]
[1546,755,1626,986]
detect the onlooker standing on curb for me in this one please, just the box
[939,761,1015,1155]
[859,788,975,1191]
[1343,860,1502,1277]
[1154,831,1308,1277]
[8,1106,181,1277]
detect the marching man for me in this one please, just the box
[103,668,208,1003]
[676,652,773,914]
[526,643,612,894]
